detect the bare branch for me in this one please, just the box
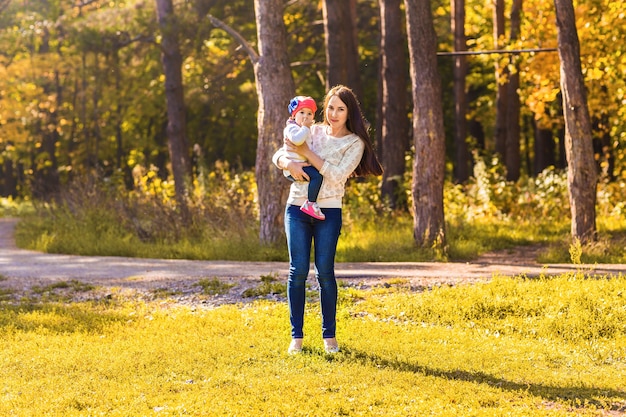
[437,47,557,56]
[290,60,325,67]
[207,14,259,65]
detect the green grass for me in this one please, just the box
[197,278,236,296]
[8,205,570,263]
[1,273,624,416]
[17,208,625,264]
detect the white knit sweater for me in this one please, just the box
[272,124,365,208]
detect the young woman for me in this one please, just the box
[272,85,383,354]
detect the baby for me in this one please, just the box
[282,96,325,220]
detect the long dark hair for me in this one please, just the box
[321,85,383,177]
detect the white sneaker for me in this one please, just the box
[288,339,303,355]
[323,338,339,353]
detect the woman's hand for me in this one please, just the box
[285,159,311,181]
[283,137,323,177]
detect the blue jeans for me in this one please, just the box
[284,204,342,339]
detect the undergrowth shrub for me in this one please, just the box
[445,157,571,223]
[14,153,626,262]
[242,274,286,298]
[127,160,258,242]
[197,278,235,296]
[18,162,270,259]
[0,197,34,217]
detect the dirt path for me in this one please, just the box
[1,217,624,305]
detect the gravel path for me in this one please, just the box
[1,217,624,306]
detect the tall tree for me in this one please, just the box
[252,0,294,244]
[404,0,446,248]
[322,0,361,97]
[504,0,522,180]
[209,0,294,244]
[155,0,191,210]
[451,0,471,182]
[492,0,508,159]
[379,0,409,209]
[554,0,597,242]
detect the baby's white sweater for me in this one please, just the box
[281,121,310,181]
[273,124,365,208]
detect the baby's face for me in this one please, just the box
[294,108,315,125]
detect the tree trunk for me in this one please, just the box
[505,0,522,181]
[379,0,410,209]
[492,0,508,159]
[592,114,616,181]
[155,0,191,210]
[404,0,446,248]
[322,0,362,97]
[2,157,17,198]
[253,0,294,245]
[554,0,597,242]
[533,119,556,175]
[112,49,124,171]
[451,0,471,183]
[207,7,292,244]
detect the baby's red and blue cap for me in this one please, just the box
[288,96,317,116]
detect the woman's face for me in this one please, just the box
[326,95,348,131]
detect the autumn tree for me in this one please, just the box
[492,0,507,159]
[379,0,410,209]
[322,0,361,97]
[404,0,446,248]
[504,0,522,181]
[155,0,192,210]
[451,0,471,182]
[554,0,597,242]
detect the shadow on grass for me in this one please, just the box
[338,348,626,412]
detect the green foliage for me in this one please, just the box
[570,238,583,264]
[0,275,625,415]
[29,280,96,303]
[0,198,34,217]
[241,273,286,298]
[1,0,625,202]
[0,287,13,301]
[197,278,235,296]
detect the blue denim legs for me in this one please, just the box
[284,204,342,339]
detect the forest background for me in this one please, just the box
[0,0,625,263]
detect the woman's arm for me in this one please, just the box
[287,136,364,183]
[272,146,311,180]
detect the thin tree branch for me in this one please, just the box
[207,14,259,65]
[290,60,325,67]
[437,47,557,56]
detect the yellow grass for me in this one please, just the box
[1,273,625,416]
